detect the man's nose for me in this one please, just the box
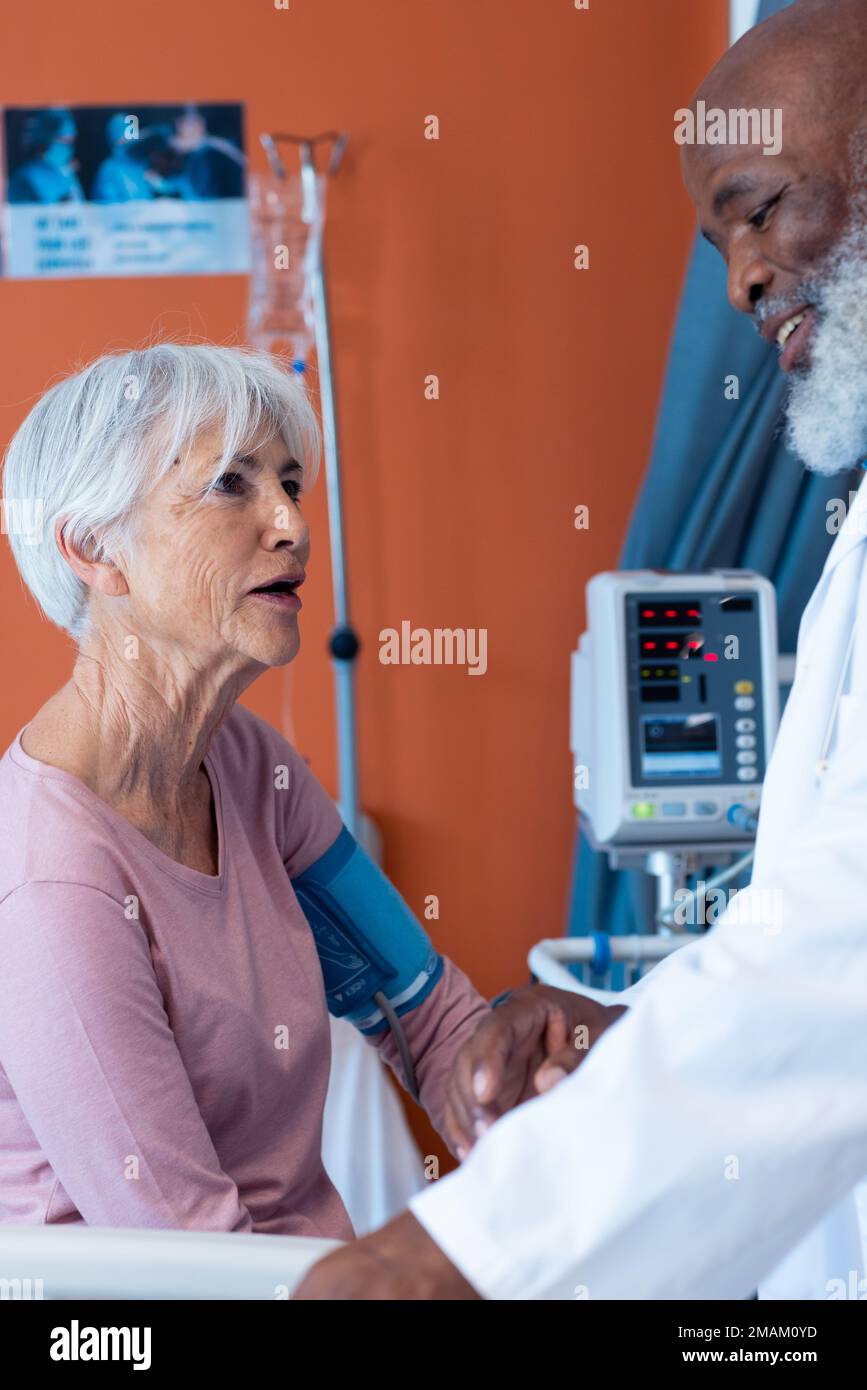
[727,244,774,316]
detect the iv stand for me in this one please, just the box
[259,131,360,836]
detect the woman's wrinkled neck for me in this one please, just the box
[60,621,259,810]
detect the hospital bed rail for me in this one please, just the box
[529,933,696,1004]
[0,1224,341,1300]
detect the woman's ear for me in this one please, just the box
[55,518,129,597]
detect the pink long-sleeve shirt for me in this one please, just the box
[0,703,489,1237]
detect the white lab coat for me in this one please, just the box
[409,474,867,1300]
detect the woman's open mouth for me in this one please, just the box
[248,578,303,613]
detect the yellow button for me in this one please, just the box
[735,681,754,695]
[632,802,656,819]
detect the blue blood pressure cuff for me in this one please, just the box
[291,825,444,1036]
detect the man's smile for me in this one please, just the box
[759,302,817,373]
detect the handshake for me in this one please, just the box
[441,984,628,1160]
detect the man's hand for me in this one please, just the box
[443,984,627,1157]
[292,1210,481,1300]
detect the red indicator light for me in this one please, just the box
[643,641,657,650]
[641,609,656,618]
[687,609,700,617]
[688,639,701,649]
[665,641,678,650]
[703,653,719,662]
[664,609,676,617]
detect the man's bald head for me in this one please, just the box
[702,0,867,129]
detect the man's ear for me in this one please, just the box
[55,518,129,598]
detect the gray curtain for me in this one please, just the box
[564,0,859,978]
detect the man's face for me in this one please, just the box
[681,53,867,475]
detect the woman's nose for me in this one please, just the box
[260,480,309,545]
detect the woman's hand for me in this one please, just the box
[443,984,627,1158]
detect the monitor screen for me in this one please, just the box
[640,713,722,779]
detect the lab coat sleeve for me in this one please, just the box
[0,881,255,1231]
[408,765,867,1298]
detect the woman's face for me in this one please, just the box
[113,420,311,672]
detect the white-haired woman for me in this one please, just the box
[0,344,500,1240]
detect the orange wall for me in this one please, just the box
[0,0,727,1162]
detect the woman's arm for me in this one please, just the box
[269,723,492,1151]
[372,956,491,1152]
[0,880,254,1231]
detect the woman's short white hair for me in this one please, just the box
[2,343,321,642]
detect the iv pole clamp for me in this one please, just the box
[259,130,360,837]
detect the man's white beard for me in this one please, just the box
[784,224,867,476]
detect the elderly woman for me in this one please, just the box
[0,343,508,1239]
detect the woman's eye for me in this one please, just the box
[215,472,245,495]
[212,473,301,502]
